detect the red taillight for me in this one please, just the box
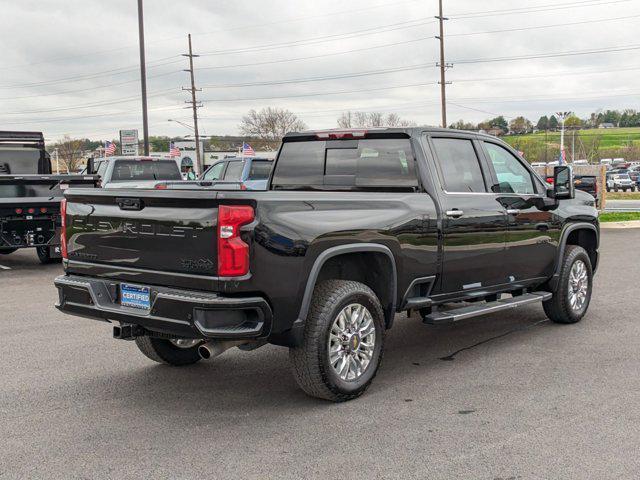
[15,208,23,215]
[27,208,35,214]
[40,207,48,214]
[155,183,168,190]
[60,199,68,260]
[217,205,254,277]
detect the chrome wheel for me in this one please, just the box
[568,260,589,311]
[328,303,376,382]
[169,338,201,349]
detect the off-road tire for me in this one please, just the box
[543,245,593,324]
[289,280,385,402]
[36,246,59,264]
[134,336,202,366]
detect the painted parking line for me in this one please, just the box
[0,264,11,270]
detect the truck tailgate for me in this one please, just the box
[64,189,222,290]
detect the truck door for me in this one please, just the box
[480,140,559,282]
[427,136,508,296]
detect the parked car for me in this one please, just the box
[55,127,599,402]
[201,157,273,190]
[91,156,183,188]
[610,168,640,186]
[0,131,98,263]
[606,173,636,192]
[573,175,599,207]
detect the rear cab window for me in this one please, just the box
[272,136,418,190]
[247,161,272,180]
[110,160,182,182]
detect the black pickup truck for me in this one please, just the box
[55,128,599,401]
[0,131,98,263]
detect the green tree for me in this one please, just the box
[149,136,171,152]
[536,115,549,131]
[549,115,559,130]
[449,119,477,130]
[564,115,583,129]
[508,116,533,134]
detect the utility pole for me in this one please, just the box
[137,0,150,156]
[436,0,451,128]
[182,34,202,175]
[556,111,571,165]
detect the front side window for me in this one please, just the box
[431,138,486,193]
[203,162,225,180]
[484,142,536,194]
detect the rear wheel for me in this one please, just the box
[36,246,59,264]
[134,336,203,366]
[289,280,385,402]
[543,245,593,324]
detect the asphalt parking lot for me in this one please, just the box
[1,229,639,479]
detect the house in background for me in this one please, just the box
[598,123,616,129]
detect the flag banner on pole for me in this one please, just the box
[169,142,180,158]
[242,142,255,156]
[104,141,116,156]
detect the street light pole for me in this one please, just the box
[556,111,571,165]
[137,0,150,156]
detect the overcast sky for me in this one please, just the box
[1,0,639,141]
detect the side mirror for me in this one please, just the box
[553,165,574,200]
[86,158,95,175]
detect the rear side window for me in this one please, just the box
[111,161,182,181]
[247,161,272,180]
[203,162,226,180]
[272,138,418,190]
[431,138,486,193]
[223,161,245,180]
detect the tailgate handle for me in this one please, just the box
[116,197,144,211]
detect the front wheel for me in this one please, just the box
[134,336,203,366]
[543,245,593,324]
[289,280,385,402]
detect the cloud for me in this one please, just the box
[0,0,638,140]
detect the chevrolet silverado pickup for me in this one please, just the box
[55,128,599,401]
[0,131,98,263]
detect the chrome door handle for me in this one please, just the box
[506,209,520,215]
[446,210,464,218]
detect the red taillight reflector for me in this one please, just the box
[155,183,168,190]
[60,199,68,260]
[217,205,254,277]
[27,208,35,214]
[40,207,48,214]
[15,208,23,214]
[316,130,367,140]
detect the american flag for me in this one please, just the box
[104,141,116,156]
[169,142,180,157]
[242,142,255,157]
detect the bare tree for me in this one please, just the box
[336,111,416,128]
[54,136,85,173]
[239,108,307,145]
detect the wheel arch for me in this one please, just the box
[549,222,599,291]
[292,244,398,343]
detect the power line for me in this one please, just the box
[200,64,435,89]
[0,56,182,89]
[201,81,437,103]
[448,13,640,37]
[198,18,436,57]
[198,35,434,71]
[452,44,640,64]
[0,70,182,101]
[1,88,178,115]
[449,0,631,18]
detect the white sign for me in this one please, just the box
[119,129,139,156]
